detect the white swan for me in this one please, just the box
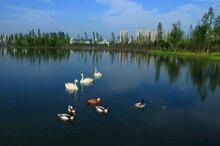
[95,106,108,114]
[80,73,94,84]
[94,68,102,79]
[135,100,145,109]
[65,79,78,91]
[57,114,74,121]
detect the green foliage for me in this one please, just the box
[214,16,220,50]
[0,29,70,48]
[157,22,163,42]
[111,32,115,45]
[169,21,184,48]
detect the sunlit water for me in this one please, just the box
[0,49,220,146]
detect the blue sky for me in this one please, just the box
[0,0,219,38]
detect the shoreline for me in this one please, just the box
[1,47,220,62]
[148,50,220,62]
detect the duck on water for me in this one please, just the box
[135,100,145,109]
[58,105,76,121]
[87,97,101,105]
[95,105,108,114]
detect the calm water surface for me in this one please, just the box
[0,49,220,146]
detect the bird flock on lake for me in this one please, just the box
[58,68,146,121]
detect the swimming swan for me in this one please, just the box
[95,106,108,114]
[65,79,78,91]
[80,73,94,84]
[135,100,145,109]
[94,68,102,79]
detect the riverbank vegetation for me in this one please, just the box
[148,50,220,61]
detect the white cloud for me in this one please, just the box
[94,0,219,32]
[0,5,61,33]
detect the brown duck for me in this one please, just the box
[87,97,101,105]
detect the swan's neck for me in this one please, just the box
[74,81,77,85]
[81,74,84,80]
[95,68,97,73]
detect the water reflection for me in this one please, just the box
[189,60,220,101]
[80,82,93,91]
[152,55,220,101]
[0,48,70,66]
[65,89,78,97]
[1,48,220,101]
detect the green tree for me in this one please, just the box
[214,16,220,51]
[169,21,184,49]
[192,25,206,51]
[96,32,99,41]
[111,32,115,44]
[38,29,41,37]
[188,25,193,39]
[157,22,163,42]
[92,32,95,44]
[201,7,215,52]
[100,35,103,41]
[84,32,88,40]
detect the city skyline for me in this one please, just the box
[0,0,219,38]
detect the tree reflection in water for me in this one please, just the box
[0,48,71,66]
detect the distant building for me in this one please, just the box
[70,37,109,45]
[136,29,169,42]
[71,39,92,45]
[162,31,169,41]
[70,38,74,44]
[0,34,6,44]
[136,29,156,42]
[136,29,148,41]
[119,31,128,44]
[150,31,157,42]
[97,39,110,45]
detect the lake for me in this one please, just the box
[0,48,220,146]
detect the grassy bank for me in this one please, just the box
[148,50,220,62]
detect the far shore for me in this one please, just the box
[1,46,220,62]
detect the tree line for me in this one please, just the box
[125,7,220,52]
[0,29,70,48]
[0,7,220,52]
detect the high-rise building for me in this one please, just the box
[150,31,157,42]
[136,29,149,43]
[136,29,157,42]
[136,29,169,42]
[162,31,169,41]
[119,31,128,44]
[70,38,74,44]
